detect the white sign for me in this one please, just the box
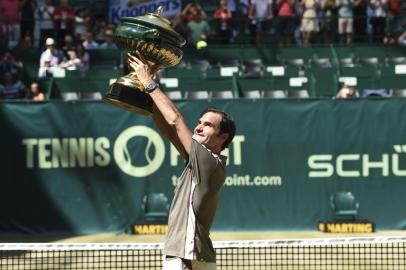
[220,67,239,77]
[266,66,285,76]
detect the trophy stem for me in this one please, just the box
[102,72,154,116]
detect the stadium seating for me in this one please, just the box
[330,192,359,220]
[142,193,169,223]
[160,77,238,99]
[8,42,406,100]
[164,66,205,79]
[88,49,121,68]
[262,90,287,99]
[305,67,338,97]
[238,78,270,98]
[51,76,111,99]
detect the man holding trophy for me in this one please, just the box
[103,7,236,270]
[129,51,235,269]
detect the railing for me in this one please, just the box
[0,13,404,51]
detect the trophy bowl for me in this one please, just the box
[103,7,186,115]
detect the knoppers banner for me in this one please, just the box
[109,0,182,25]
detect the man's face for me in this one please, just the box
[192,112,227,153]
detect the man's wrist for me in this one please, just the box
[144,81,159,93]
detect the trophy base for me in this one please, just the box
[103,82,153,116]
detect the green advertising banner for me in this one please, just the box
[1,99,406,234]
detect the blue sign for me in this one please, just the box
[109,0,182,25]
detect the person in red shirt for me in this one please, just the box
[214,0,233,43]
[276,0,297,46]
[53,0,75,44]
[387,0,403,36]
[0,0,22,48]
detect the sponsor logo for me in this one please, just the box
[114,126,165,177]
[318,221,375,233]
[133,224,168,234]
[308,145,406,178]
[109,0,181,24]
[21,125,246,178]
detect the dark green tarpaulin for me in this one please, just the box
[1,99,405,234]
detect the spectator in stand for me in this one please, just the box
[20,0,36,41]
[59,49,82,70]
[37,0,55,47]
[187,7,210,46]
[77,44,90,69]
[248,0,273,47]
[93,17,107,42]
[300,0,319,46]
[61,34,76,57]
[336,0,353,44]
[99,29,117,49]
[0,71,27,99]
[182,2,207,23]
[320,0,336,44]
[214,0,233,44]
[236,0,250,41]
[74,7,91,42]
[82,31,99,49]
[53,0,75,45]
[352,0,367,43]
[387,0,403,38]
[370,0,387,43]
[276,0,297,46]
[17,33,34,49]
[74,8,91,42]
[38,37,60,78]
[225,0,237,16]
[27,81,45,101]
[0,0,22,48]
[0,51,23,74]
[336,83,357,99]
[398,30,406,47]
[173,13,191,45]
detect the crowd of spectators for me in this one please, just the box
[0,0,403,51]
[0,0,404,100]
[0,0,119,100]
[0,0,117,51]
[174,0,404,48]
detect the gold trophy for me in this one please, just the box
[103,7,186,115]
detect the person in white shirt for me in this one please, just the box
[37,0,55,47]
[336,0,354,44]
[74,7,91,42]
[38,37,60,78]
[369,0,387,43]
[248,0,273,47]
[59,49,82,70]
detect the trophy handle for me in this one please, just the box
[142,29,160,39]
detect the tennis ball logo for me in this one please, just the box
[114,126,165,177]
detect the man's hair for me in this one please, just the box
[200,107,236,150]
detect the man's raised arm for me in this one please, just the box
[128,53,193,159]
